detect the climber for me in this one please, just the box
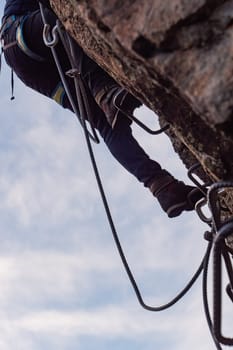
[0,0,205,218]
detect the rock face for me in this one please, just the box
[50,0,233,184]
[50,0,233,224]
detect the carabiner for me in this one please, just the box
[195,197,212,225]
[43,23,59,47]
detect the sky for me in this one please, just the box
[0,4,232,350]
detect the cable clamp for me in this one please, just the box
[66,68,80,78]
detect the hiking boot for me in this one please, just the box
[95,86,142,128]
[150,176,205,218]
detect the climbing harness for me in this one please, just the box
[37,4,232,349]
[16,15,46,62]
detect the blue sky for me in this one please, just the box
[0,3,232,350]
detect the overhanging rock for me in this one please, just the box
[50,0,233,183]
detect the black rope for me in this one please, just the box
[199,181,233,348]
[213,229,233,346]
[202,240,223,350]
[79,88,205,311]
[39,1,204,313]
[39,3,232,347]
[59,28,205,309]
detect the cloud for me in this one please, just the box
[0,293,219,350]
[0,102,99,227]
[0,40,231,350]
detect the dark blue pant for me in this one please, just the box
[2,8,166,188]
